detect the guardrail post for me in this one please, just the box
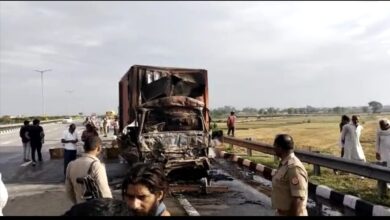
[245,138,253,156]
[313,164,321,176]
[247,148,252,157]
[376,161,388,198]
[312,150,321,176]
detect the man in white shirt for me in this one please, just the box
[341,115,366,162]
[62,123,79,175]
[376,118,390,188]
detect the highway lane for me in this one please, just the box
[0,121,86,183]
[1,121,352,216]
[0,121,188,216]
[0,121,275,216]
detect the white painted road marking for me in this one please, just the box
[175,194,200,216]
[21,161,32,167]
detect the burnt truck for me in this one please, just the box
[118,65,213,182]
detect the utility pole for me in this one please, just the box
[34,69,52,116]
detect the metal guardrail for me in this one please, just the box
[0,119,63,132]
[222,136,390,183]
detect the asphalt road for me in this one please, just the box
[1,121,348,216]
[0,121,275,216]
[0,121,188,216]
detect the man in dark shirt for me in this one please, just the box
[29,119,45,166]
[19,120,31,162]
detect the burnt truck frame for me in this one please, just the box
[118,65,213,182]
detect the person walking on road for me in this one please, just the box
[121,162,171,216]
[227,111,237,137]
[65,136,112,204]
[271,134,308,216]
[29,119,45,166]
[62,123,79,175]
[19,120,31,162]
[376,118,390,188]
[341,115,366,163]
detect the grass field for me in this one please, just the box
[214,114,390,207]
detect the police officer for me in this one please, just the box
[271,134,308,216]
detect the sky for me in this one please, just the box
[1,1,390,116]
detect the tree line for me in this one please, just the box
[211,101,386,118]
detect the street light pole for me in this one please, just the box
[34,69,51,116]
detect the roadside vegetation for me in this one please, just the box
[214,114,390,207]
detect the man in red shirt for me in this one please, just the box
[227,111,237,137]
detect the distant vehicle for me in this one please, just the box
[105,110,117,120]
[62,117,73,124]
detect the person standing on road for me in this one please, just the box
[82,117,91,126]
[89,115,99,132]
[102,117,108,137]
[62,123,79,175]
[81,123,99,143]
[19,120,31,162]
[0,172,8,216]
[271,134,308,216]
[29,119,45,166]
[227,111,237,137]
[376,118,390,188]
[113,117,119,136]
[341,115,366,163]
[121,162,171,216]
[65,136,112,204]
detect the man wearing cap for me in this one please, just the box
[271,134,308,216]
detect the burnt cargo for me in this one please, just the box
[118,65,213,182]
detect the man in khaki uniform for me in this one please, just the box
[65,136,112,204]
[271,134,308,216]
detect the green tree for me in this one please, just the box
[368,101,383,113]
[287,108,295,114]
[267,107,276,115]
[242,107,257,114]
[361,106,369,113]
[258,108,265,115]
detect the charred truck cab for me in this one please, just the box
[118,65,212,183]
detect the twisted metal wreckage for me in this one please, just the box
[117,66,219,184]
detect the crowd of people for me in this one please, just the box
[337,115,390,181]
[0,114,389,216]
[64,132,170,216]
[18,119,45,166]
